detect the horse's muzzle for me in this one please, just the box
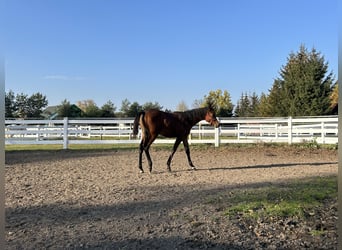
[212,120,220,128]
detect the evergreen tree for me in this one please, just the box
[5,90,16,118]
[15,93,29,118]
[264,79,286,116]
[101,101,116,117]
[234,92,260,117]
[58,99,73,117]
[57,99,83,118]
[257,93,269,117]
[14,92,48,118]
[249,92,260,117]
[276,45,334,116]
[234,93,249,117]
[26,93,48,117]
[126,102,142,117]
[120,98,131,116]
[142,101,163,111]
[84,103,101,117]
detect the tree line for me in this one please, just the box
[5,45,338,119]
[5,94,165,119]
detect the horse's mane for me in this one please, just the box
[174,107,209,123]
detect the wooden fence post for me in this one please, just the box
[63,117,69,149]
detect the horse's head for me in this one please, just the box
[205,106,220,128]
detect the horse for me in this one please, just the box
[132,105,220,173]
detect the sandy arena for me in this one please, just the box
[5,145,338,249]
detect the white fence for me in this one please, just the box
[5,116,338,149]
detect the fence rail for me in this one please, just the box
[5,116,338,149]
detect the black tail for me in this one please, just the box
[133,111,145,136]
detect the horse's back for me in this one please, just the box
[143,109,187,137]
[144,109,174,125]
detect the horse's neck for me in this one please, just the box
[186,108,207,126]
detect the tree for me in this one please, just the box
[5,90,16,118]
[120,98,131,116]
[57,99,83,118]
[119,99,143,117]
[257,93,270,117]
[263,79,286,116]
[329,83,338,114]
[275,45,334,116]
[77,99,101,117]
[142,101,163,111]
[26,92,48,117]
[57,99,72,117]
[235,93,250,117]
[203,89,234,117]
[119,100,162,117]
[249,92,260,116]
[234,92,260,117]
[126,102,142,117]
[14,92,48,118]
[76,99,95,113]
[15,93,29,118]
[85,104,101,117]
[101,101,116,117]
[192,99,203,109]
[176,100,189,111]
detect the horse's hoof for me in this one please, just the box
[139,170,144,174]
[191,167,197,171]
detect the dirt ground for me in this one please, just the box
[5,145,338,249]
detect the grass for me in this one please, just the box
[310,229,327,236]
[5,144,135,152]
[206,176,337,220]
[5,144,65,151]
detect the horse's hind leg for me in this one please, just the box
[139,140,153,173]
[144,145,153,173]
[143,135,156,173]
[183,139,196,170]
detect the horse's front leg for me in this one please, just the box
[167,138,182,172]
[183,138,196,170]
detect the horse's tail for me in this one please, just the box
[132,111,145,137]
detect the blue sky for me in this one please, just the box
[5,0,338,111]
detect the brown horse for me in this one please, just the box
[132,105,220,173]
